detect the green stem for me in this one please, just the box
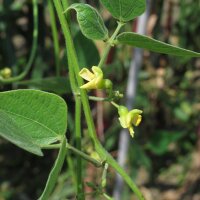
[88,96,110,102]
[67,144,102,168]
[98,22,125,68]
[39,138,67,200]
[61,1,84,199]
[0,0,38,84]
[41,143,102,168]
[62,1,77,93]
[53,1,145,199]
[61,0,69,14]
[111,101,119,108]
[103,193,114,200]
[101,163,109,188]
[75,97,84,199]
[48,0,61,76]
[66,152,77,186]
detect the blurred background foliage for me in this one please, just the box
[0,0,200,199]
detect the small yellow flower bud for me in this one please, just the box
[0,67,12,79]
[103,79,113,89]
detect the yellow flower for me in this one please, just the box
[79,66,112,90]
[118,106,142,137]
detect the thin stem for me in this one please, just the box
[53,0,97,142]
[98,22,125,68]
[48,0,61,76]
[111,101,119,108]
[0,0,38,84]
[62,1,78,93]
[53,1,145,199]
[103,193,114,200]
[101,163,109,188]
[61,0,69,12]
[88,96,110,102]
[75,98,84,199]
[66,152,77,186]
[61,1,84,199]
[67,144,102,168]
[41,143,102,168]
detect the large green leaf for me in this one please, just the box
[0,90,67,152]
[16,77,71,95]
[116,32,200,57]
[100,0,146,22]
[65,3,108,40]
[0,111,43,156]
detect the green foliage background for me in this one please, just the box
[0,0,200,199]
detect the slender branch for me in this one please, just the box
[98,22,125,68]
[111,101,119,108]
[0,0,38,84]
[66,152,77,186]
[88,96,110,102]
[41,143,102,168]
[48,0,61,76]
[61,1,84,199]
[103,193,114,200]
[61,1,78,93]
[75,98,84,199]
[67,144,102,168]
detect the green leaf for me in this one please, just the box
[39,138,67,200]
[117,32,200,57]
[65,3,108,40]
[0,111,43,156]
[0,90,67,151]
[100,0,146,22]
[16,77,71,95]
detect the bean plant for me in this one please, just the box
[0,0,199,200]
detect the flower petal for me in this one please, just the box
[119,116,128,128]
[127,112,133,125]
[79,68,95,81]
[80,79,97,89]
[129,109,143,115]
[92,66,103,76]
[91,67,103,87]
[118,106,129,116]
[128,126,134,137]
[95,76,104,89]
[132,114,142,126]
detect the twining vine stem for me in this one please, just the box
[47,0,61,76]
[41,143,102,168]
[0,0,38,84]
[61,1,84,199]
